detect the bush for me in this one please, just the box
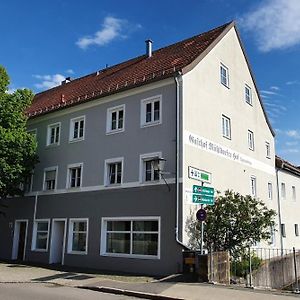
[232,254,261,278]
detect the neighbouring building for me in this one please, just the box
[0,21,298,275]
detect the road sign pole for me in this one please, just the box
[200,202,204,255]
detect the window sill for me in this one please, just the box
[221,82,230,89]
[100,252,159,260]
[69,137,84,144]
[32,249,48,252]
[106,128,125,135]
[222,135,231,140]
[246,101,253,106]
[141,121,161,128]
[45,143,60,148]
[67,250,88,255]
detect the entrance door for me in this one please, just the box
[12,220,28,261]
[49,220,66,264]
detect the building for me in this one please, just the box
[0,21,297,275]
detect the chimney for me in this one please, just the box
[145,39,153,58]
[61,77,72,85]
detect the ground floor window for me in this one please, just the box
[101,217,160,259]
[67,219,88,254]
[32,220,50,251]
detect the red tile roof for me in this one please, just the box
[27,22,232,118]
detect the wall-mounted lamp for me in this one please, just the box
[151,157,170,192]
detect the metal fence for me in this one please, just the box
[231,247,300,292]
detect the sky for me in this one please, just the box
[1,0,300,165]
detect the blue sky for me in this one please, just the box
[1,0,300,164]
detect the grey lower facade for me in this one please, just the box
[0,184,183,276]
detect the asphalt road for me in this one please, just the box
[0,283,137,300]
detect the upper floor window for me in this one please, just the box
[220,64,229,87]
[292,186,296,201]
[43,167,57,191]
[69,116,85,142]
[67,163,83,188]
[32,220,50,251]
[281,223,286,238]
[250,176,257,197]
[281,182,286,200]
[295,224,299,237]
[222,115,231,139]
[106,105,125,134]
[248,130,254,151]
[245,85,252,105]
[268,182,273,200]
[141,95,162,127]
[47,122,60,146]
[21,174,33,193]
[104,158,123,186]
[266,142,271,158]
[140,152,161,183]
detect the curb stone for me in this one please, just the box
[78,285,185,300]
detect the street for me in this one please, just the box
[0,283,137,300]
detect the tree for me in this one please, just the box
[186,190,276,257]
[0,66,38,209]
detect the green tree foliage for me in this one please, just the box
[186,190,276,257]
[0,66,38,202]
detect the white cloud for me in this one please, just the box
[33,74,66,90]
[261,90,278,95]
[270,86,280,91]
[286,141,298,146]
[76,16,141,49]
[286,130,300,139]
[66,69,74,75]
[286,80,300,85]
[240,0,300,52]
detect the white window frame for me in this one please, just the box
[220,63,229,88]
[245,84,252,105]
[281,223,286,238]
[139,152,162,183]
[140,95,162,127]
[269,226,275,246]
[248,130,254,151]
[66,163,83,189]
[67,218,89,255]
[295,224,299,237]
[46,122,61,146]
[100,216,161,259]
[250,176,257,197]
[268,182,273,200]
[69,115,85,142]
[222,115,231,139]
[266,141,271,158]
[104,157,124,186]
[106,104,125,134]
[43,166,58,191]
[292,186,296,201]
[281,182,286,200]
[21,173,34,194]
[31,219,50,252]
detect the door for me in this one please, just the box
[12,220,28,261]
[17,222,26,260]
[49,220,66,264]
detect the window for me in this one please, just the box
[295,224,299,237]
[101,217,160,259]
[281,183,286,200]
[69,116,85,142]
[269,226,275,245]
[222,115,231,139]
[67,163,83,188]
[266,142,271,158]
[68,219,88,254]
[281,223,286,238]
[43,167,57,191]
[220,64,229,87]
[106,105,125,134]
[245,85,252,105]
[292,186,296,201]
[47,122,60,146]
[21,174,33,193]
[140,153,161,183]
[248,130,254,150]
[268,182,273,200]
[104,158,123,186]
[32,220,50,251]
[141,95,162,127]
[250,176,257,197]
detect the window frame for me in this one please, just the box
[250,176,257,197]
[281,223,286,238]
[220,63,229,88]
[245,84,252,105]
[67,218,89,255]
[100,216,161,259]
[295,224,299,237]
[139,152,162,183]
[31,219,50,252]
[66,163,83,189]
[140,95,162,127]
[281,182,286,200]
[268,182,273,200]
[222,115,231,140]
[46,122,61,146]
[43,166,58,191]
[104,157,124,186]
[292,186,296,201]
[265,141,271,159]
[248,130,255,151]
[106,104,125,135]
[69,115,85,142]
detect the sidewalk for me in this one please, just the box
[0,262,299,300]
